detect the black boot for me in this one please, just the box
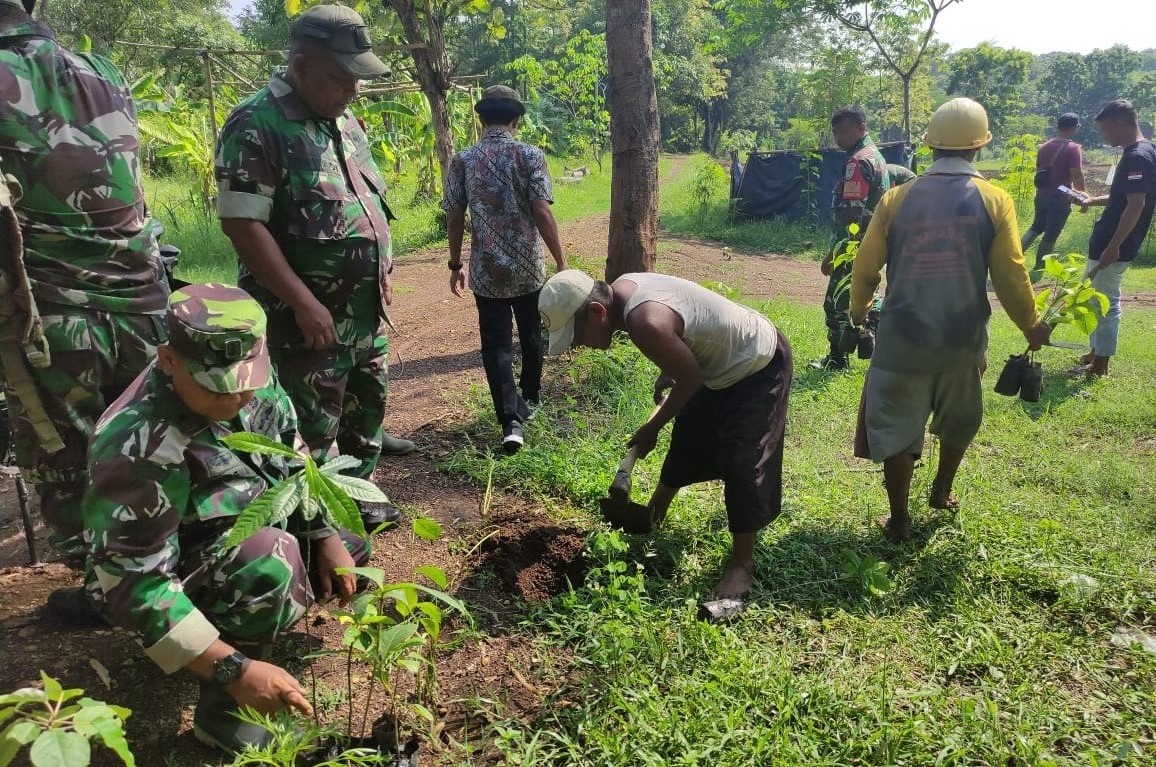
[358,499,401,533]
[193,681,276,753]
[45,586,107,628]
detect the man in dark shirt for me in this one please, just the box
[1078,100,1156,378]
[1022,113,1085,270]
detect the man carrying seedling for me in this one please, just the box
[443,85,567,455]
[1076,99,1156,378]
[215,4,407,534]
[0,0,170,564]
[813,106,891,371]
[1022,113,1086,271]
[81,284,370,753]
[850,98,1051,543]
[539,269,792,612]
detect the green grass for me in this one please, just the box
[446,299,1156,766]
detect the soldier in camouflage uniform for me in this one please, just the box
[0,0,170,561]
[814,106,891,371]
[215,4,403,533]
[80,283,369,752]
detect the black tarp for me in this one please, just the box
[730,142,912,223]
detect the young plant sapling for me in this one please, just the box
[0,672,135,767]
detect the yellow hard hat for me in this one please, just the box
[922,97,993,151]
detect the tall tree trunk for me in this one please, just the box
[385,0,454,190]
[902,74,912,144]
[605,0,660,282]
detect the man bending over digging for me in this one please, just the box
[850,98,1051,542]
[539,270,792,608]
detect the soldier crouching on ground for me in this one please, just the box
[63,284,369,752]
[0,0,170,563]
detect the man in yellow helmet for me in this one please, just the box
[849,98,1051,542]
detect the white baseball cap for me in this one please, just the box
[538,269,597,355]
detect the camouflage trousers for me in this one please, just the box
[0,307,166,560]
[271,331,388,480]
[822,258,856,353]
[88,527,371,647]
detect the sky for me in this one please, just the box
[226,0,1149,56]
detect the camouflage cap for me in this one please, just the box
[166,283,272,394]
[290,4,390,80]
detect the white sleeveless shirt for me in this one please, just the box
[620,273,777,390]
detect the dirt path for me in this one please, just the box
[3,202,1154,764]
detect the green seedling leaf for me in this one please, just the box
[225,476,304,548]
[29,730,90,767]
[415,565,448,589]
[413,517,443,541]
[317,455,360,475]
[1043,257,1069,280]
[221,432,300,459]
[38,674,61,701]
[317,473,366,539]
[3,720,40,745]
[324,474,388,503]
[1033,289,1050,311]
[0,736,21,767]
[0,689,48,705]
[336,566,385,587]
[92,718,135,767]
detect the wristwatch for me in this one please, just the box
[448,260,463,270]
[212,650,248,686]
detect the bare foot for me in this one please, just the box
[710,562,754,600]
[929,486,960,510]
[875,514,911,542]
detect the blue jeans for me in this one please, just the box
[1084,260,1130,357]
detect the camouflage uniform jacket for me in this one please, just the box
[441,127,554,299]
[833,134,890,234]
[84,363,330,674]
[215,74,393,348]
[0,21,168,313]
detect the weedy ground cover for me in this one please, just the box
[447,298,1156,766]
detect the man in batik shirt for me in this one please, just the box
[443,85,566,453]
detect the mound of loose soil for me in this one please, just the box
[473,514,589,603]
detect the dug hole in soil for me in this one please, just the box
[470,511,589,604]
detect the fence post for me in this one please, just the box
[201,49,219,150]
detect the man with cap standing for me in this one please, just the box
[1077,99,1156,378]
[850,98,1051,542]
[215,4,405,533]
[80,283,370,752]
[443,85,566,454]
[538,269,792,613]
[814,106,891,371]
[1022,113,1086,270]
[0,0,170,563]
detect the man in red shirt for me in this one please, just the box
[1021,113,1085,270]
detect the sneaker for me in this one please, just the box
[357,500,401,533]
[524,398,541,422]
[45,586,107,628]
[380,432,416,456]
[193,681,276,753]
[502,420,525,455]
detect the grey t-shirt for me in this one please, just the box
[620,273,777,389]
